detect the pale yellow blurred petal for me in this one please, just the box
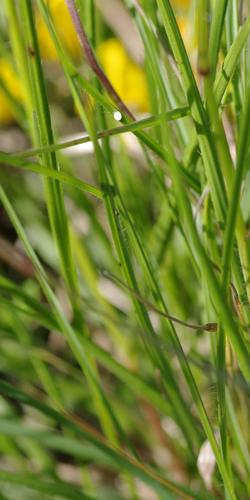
[171,0,191,8]
[0,59,24,125]
[98,38,149,112]
[123,63,149,112]
[37,0,81,61]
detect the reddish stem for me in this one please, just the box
[65,0,135,120]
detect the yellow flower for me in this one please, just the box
[177,14,197,53]
[37,0,81,61]
[171,0,191,8]
[170,0,196,56]
[0,59,23,125]
[97,38,149,112]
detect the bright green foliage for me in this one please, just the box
[0,1,250,499]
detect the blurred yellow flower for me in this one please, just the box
[171,0,193,44]
[97,38,149,113]
[171,0,196,56]
[171,0,191,8]
[0,59,23,125]
[36,0,81,61]
[0,2,194,125]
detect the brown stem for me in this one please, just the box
[102,270,217,333]
[65,0,135,120]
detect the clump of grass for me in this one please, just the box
[0,0,250,498]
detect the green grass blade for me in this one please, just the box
[21,0,80,312]
[0,384,211,500]
[0,470,92,500]
[214,15,250,104]
[0,153,103,199]
[209,0,229,79]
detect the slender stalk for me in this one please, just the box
[14,107,190,159]
[65,0,134,120]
